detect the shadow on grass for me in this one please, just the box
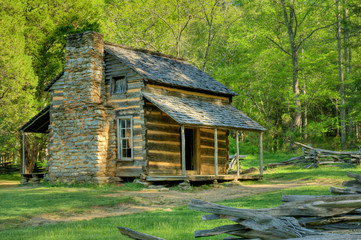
[0,187,136,230]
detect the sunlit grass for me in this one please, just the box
[0,185,332,240]
[0,187,136,230]
[237,153,358,185]
[0,173,21,181]
[0,152,358,239]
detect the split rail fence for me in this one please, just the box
[267,142,361,169]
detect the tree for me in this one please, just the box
[0,0,38,161]
[265,0,335,145]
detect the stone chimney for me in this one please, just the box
[47,31,110,184]
[64,31,105,104]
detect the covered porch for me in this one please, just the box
[18,105,50,183]
[142,92,266,182]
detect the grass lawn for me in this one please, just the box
[0,185,331,240]
[241,152,356,184]
[0,152,359,239]
[0,173,22,181]
[0,185,137,230]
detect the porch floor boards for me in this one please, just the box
[146,174,262,182]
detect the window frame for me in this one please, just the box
[116,116,133,161]
[110,73,128,94]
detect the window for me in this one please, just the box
[117,116,133,160]
[111,75,127,94]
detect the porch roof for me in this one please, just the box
[142,92,266,131]
[19,105,50,133]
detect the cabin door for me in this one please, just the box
[185,128,199,174]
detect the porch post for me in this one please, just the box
[22,131,25,174]
[181,125,186,177]
[236,131,240,176]
[260,131,263,176]
[214,128,218,176]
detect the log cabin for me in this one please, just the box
[19,31,266,184]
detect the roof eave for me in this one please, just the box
[19,105,50,133]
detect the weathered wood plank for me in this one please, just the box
[147,152,181,163]
[195,224,245,238]
[147,133,180,142]
[189,199,316,239]
[146,84,230,101]
[200,138,227,148]
[294,142,361,155]
[116,167,142,176]
[281,195,329,202]
[201,148,227,156]
[107,91,141,101]
[298,214,361,226]
[147,142,180,152]
[111,100,142,108]
[330,186,360,195]
[117,226,166,240]
[146,123,180,133]
[347,171,361,182]
[146,175,186,181]
[148,162,181,169]
[145,114,179,125]
[116,160,146,167]
[287,234,361,240]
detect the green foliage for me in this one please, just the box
[0,0,105,164]
[0,0,38,153]
[0,173,21,181]
[2,0,361,167]
[24,0,105,96]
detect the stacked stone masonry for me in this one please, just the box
[47,32,113,184]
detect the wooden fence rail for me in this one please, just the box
[267,142,361,169]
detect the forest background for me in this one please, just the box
[1,0,361,165]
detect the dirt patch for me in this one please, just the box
[26,181,320,227]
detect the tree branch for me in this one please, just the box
[150,10,177,40]
[292,5,298,39]
[297,21,337,49]
[266,36,291,56]
[298,5,314,28]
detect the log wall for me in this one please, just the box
[105,53,146,177]
[144,102,182,176]
[199,128,229,175]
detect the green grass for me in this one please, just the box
[41,181,144,191]
[240,152,300,169]
[236,152,357,184]
[0,152,358,239]
[0,187,136,230]
[0,185,330,240]
[0,173,21,181]
[221,185,331,209]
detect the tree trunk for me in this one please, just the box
[292,48,302,132]
[336,0,346,149]
[280,0,302,145]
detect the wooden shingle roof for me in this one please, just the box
[142,92,265,131]
[105,43,237,96]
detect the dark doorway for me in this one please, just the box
[185,128,196,170]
